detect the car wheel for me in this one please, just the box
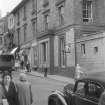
[48,96,63,105]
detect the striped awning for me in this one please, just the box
[10,47,18,54]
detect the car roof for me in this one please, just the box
[78,71,105,88]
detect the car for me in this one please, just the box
[48,71,105,105]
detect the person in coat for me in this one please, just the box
[0,82,5,105]
[16,73,33,105]
[1,71,19,105]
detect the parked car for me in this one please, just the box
[48,71,105,105]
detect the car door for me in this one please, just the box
[85,81,104,105]
[72,80,98,105]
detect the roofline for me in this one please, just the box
[0,16,7,22]
[11,0,29,14]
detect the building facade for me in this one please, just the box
[12,0,38,68]
[0,16,8,51]
[11,0,105,77]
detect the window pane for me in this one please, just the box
[58,6,64,25]
[81,44,86,55]
[87,83,103,100]
[44,15,49,30]
[75,82,86,96]
[82,0,92,22]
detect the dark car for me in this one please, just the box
[48,71,105,105]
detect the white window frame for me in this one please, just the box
[82,0,93,22]
[58,6,64,25]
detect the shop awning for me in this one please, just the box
[10,47,18,54]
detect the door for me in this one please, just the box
[72,80,98,105]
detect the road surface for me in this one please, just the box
[12,71,68,105]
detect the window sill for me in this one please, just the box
[83,18,93,23]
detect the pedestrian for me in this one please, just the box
[20,55,24,69]
[1,71,19,105]
[15,58,20,71]
[74,64,84,80]
[16,73,33,105]
[98,91,105,105]
[26,60,31,72]
[0,82,5,105]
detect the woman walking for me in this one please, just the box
[16,73,33,105]
[1,71,19,105]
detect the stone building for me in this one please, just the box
[0,16,8,51]
[11,0,105,77]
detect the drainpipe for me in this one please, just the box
[74,30,77,78]
[74,32,77,67]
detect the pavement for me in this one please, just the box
[20,69,75,84]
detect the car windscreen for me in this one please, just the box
[0,55,14,62]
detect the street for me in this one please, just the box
[12,71,68,105]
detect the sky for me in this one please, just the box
[0,0,22,17]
